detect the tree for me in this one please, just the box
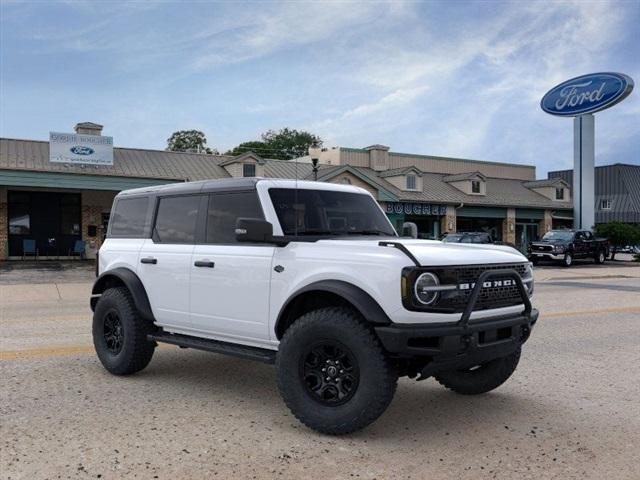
[226,128,322,160]
[593,222,640,260]
[166,130,217,154]
[225,141,268,157]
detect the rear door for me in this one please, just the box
[137,194,202,330]
[189,191,274,344]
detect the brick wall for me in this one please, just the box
[440,205,457,235]
[502,208,516,244]
[81,190,116,259]
[539,210,553,238]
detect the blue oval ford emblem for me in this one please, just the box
[541,72,634,116]
[70,146,95,155]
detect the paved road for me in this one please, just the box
[1,264,639,479]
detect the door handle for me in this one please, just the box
[194,260,215,268]
[141,257,157,264]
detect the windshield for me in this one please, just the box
[268,188,397,237]
[542,231,574,241]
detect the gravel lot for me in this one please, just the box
[1,261,639,479]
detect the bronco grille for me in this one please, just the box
[403,263,530,313]
[442,263,528,311]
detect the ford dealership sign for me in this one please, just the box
[541,72,634,116]
[50,132,113,165]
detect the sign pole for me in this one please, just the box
[572,114,595,229]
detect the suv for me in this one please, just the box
[92,178,537,434]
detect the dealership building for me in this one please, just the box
[0,121,598,261]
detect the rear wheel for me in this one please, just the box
[435,348,521,395]
[276,307,398,435]
[92,287,155,375]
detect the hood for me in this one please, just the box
[317,237,528,267]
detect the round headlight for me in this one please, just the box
[414,272,440,305]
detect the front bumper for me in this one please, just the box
[375,309,538,377]
[375,267,537,379]
[529,251,564,260]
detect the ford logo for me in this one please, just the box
[70,146,95,155]
[541,72,634,116]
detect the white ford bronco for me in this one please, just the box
[92,178,537,434]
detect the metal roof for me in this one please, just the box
[0,137,231,181]
[549,164,640,222]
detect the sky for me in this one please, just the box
[1,0,638,177]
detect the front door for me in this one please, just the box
[137,194,201,330]
[189,191,274,344]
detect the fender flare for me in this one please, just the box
[274,280,391,339]
[90,267,154,321]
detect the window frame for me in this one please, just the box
[471,180,481,194]
[406,174,417,190]
[107,196,152,239]
[555,187,564,200]
[243,163,256,177]
[600,199,612,210]
[151,193,204,245]
[201,190,265,246]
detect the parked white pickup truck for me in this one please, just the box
[91,178,537,434]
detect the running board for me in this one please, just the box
[148,332,277,364]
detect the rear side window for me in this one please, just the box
[109,197,150,238]
[206,192,263,244]
[153,195,201,244]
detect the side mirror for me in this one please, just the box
[402,222,418,239]
[235,218,274,243]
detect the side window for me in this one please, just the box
[153,195,200,244]
[206,191,263,244]
[109,197,150,237]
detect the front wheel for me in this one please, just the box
[595,250,606,264]
[435,348,521,395]
[92,287,155,375]
[562,253,573,267]
[276,307,398,435]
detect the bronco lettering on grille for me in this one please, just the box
[458,279,515,290]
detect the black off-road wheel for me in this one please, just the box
[434,347,521,395]
[594,250,606,264]
[92,287,155,375]
[276,307,398,435]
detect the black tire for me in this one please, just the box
[276,307,398,435]
[562,253,573,267]
[595,250,606,264]
[92,287,155,375]
[434,348,521,395]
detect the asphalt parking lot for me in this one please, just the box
[1,260,639,479]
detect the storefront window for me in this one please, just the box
[9,207,30,234]
[8,193,30,234]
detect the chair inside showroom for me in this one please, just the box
[22,239,38,261]
[69,240,86,260]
